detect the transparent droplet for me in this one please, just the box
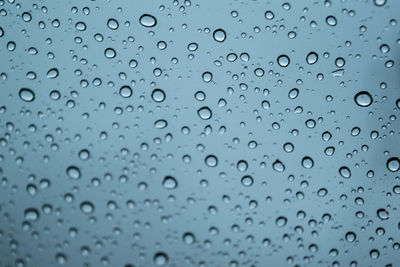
[139,14,157,27]
[277,55,290,67]
[306,52,318,65]
[153,252,168,266]
[205,155,218,167]
[197,107,212,120]
[119,86,132,98]
[162,176,177,189]
[241,175,254,187]
[66,166,81,180]
[80,201,95,214]
[387,157,400,172]
[19,88,35,102]
[339,166,351,178]
[213,29,226,42]
[152,89,166,102]
[275,216,287,227]
[354,91,373,107]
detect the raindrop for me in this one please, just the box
[213,29,226,42]
[19,88,35,102]
[277,55,290,67]
[354,91,373,107]
[139,14,157,27]
[162,176,177,189]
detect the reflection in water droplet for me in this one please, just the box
[197,107,212,120]
[275,216,287,227]
[387,157,400,172]
[67,166,81,180]
[241,175,254,187]
[153,252,169,266]
[205,155,218,167]
[139,14,157,27]
[19,88,35,102]
[162,176,177,189]
[277,55,290,67]
[339,166,351,178]
[80,201,95,214]
[24,208,39,221]
[377,208,389,220]
[354,91,373,107]
[306,52,318,65]
[119,86,132,98]
[152,89,166,102]
[213,29,226,42]
[273,160,285,172]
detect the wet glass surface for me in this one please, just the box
[0,0,399,266]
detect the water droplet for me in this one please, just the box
[273,160,285,172]
[182,232,196,245]
[67,166,81,180]
[339,166,351,178]
[162,176,177,189]
[387,157,399,172]
[205,155,218,167]
[306,52,318,65]
[197,107,212,120]
[24,208,39,221]
[377,208,389,220]
[19,88,35,102]
[213,29,226,42]
[277,55,290,67]
[241,175,254,187]
[354,91,373,107]
[153,252,168,266]
[80,201,95,214]
[152,89,166,102]
[139,14,157,27]
[275,216,287,227]
[119,86,132,98]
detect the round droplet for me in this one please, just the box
[24,208,39,221]
[162,176,177,189]
[67,166,81,180]
[325,16,337,26]
[306,52,318,65]
[80,201,95,214]
[154,119,168,129]
[387,157,400,172]
[119,86,132,98]
[152,89,166,102]
[374,0,386,6]
[205,155,218,167]
[237,160,248,172]
[153,252,168,266]
[354,91,373,107]
[19,88,35,102]
[265,11,275,20]
[277,55,290,67]
[301,156,314,169]
[202,72,213,83]
[241,175,254,187]
[275,216,287,227]
[197,107,212,120]
[273,160,285,172]
[182,232,196,245]
[213,29,226,42]
[107,18,119,30]
[104,48,116,59]
[79,149,90,160]
[345,232,356,242]
[339,166,351,178]
[139,14,157,27]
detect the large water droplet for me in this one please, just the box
[19,88,35,102]
[139,14,157,27]
[354,91,373,107]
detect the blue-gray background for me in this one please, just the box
[0,0,399,266]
